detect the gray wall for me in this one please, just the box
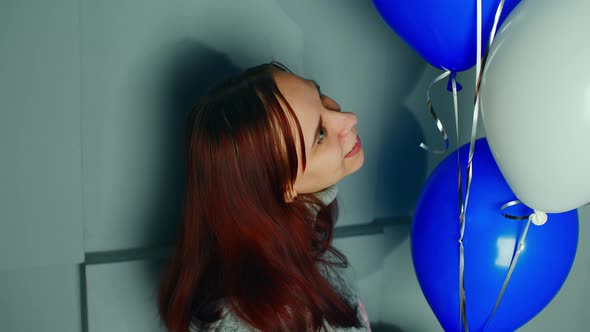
[1,0,425,331]
[2,0,586,331]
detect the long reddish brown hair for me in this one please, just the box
[157,62,362,332]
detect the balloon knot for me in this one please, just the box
[447,72,463,92]
[531,210,548,226]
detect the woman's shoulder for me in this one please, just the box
[190,301,371,332]
[189,307,257,332]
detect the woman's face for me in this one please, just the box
[274,70,365,196]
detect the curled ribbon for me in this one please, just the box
[481,201,547,330]
[419,70,452,154]
[500,200,530,220]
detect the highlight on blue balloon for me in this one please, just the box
[372,0,521,72]
[411,138,578,331]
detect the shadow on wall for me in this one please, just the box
[374,104,428,219]
[373,48,429,221]
[136,42,242,323]
[142,40,241,247]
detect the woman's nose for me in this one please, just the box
[340,112,358,134]
[321,96,357,136]
[335,111,357,137]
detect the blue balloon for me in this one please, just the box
[372,0,521,72]
[412,139,578,331]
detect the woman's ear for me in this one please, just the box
[284,188,297,203]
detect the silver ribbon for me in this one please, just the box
[419,70,452,154]
[421,70,466,329]
[459,0,507,330]
[499,200,531,221]
[448,75,468,332]
[418,1,507,329]
[481,201,542,330]
[421,73,466,331]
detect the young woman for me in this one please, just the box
[158,61,368,332]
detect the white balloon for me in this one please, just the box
[480,0,590,213]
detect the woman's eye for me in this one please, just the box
[318,127,326,144]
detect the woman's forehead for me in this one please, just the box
[273,71,321,152]
[274,70,317,97]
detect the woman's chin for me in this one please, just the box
[346,150,365,175]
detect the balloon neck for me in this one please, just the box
[531,210,548,226]
[446,71,463,92]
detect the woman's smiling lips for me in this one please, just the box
[345,135,361,158]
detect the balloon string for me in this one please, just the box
[466,0,506,215]
[486,216,533,327]
[450,76,468,332]
[460,0,506,330]
[482,201,535,331]
[419,70,451,154]
[475,0,482,89]
[475,0,506,98]
[452,76,464,222]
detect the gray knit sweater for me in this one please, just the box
[190,185,371,332]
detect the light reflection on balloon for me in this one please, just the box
[495,237,516,268]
